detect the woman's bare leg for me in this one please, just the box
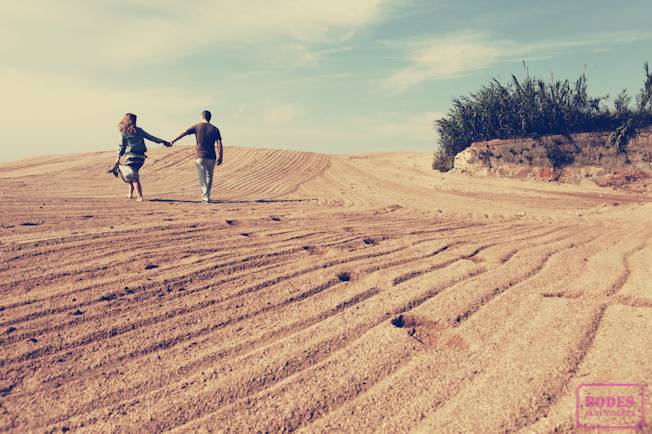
[135,181,143,202]
[127,182,134,199]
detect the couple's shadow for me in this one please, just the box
[149,198,317,204]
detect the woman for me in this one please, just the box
[110,113,170,201]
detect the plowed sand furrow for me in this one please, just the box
[232,153,308,195]
[0,225,231,291]
[29,286,387,428]
[37,256,486,432]
[347,230,612,433]
[501,232,652,431]
[30,222,528,392]
[211,151,328,199]
[66,227,572,430]
[408,230,631,433]
[0,225,352,308]
[1,240,414,371]
[0,225,332,300]
[307,228,615,433]
[168,328,421,433]
[0,220,313,278]
[2,145,650,433]
[391,225,566,286]
[0,252,304,348]
[411,303,608,434]
[2,227,552,380]
[0,229,349,321]
[0,216,216,251]
[519,304,652,433]
[605,230,652,296]
[404,230,604,330]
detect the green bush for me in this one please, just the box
[434,62,652,171]
[432,147,455,171]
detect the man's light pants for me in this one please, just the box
[195,158,216,201]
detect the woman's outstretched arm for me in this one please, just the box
[141,130,170,146]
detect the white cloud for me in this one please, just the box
[0,1,390,69]
[383,31,652,94]
[384,33,508,93]
[0,1,398,160]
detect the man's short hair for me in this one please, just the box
[201,110,212,121]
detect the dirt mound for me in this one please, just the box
[454,127,652,192]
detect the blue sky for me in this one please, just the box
[0,0,651,162]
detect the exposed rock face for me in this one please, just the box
[453,127,652,191]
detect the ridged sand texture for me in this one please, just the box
[0,145,651,433]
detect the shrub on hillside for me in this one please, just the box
[433,62,652,171]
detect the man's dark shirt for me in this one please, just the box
[186,122,222,159]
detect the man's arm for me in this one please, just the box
[171,126,195,146]
[216,139,223,165]
[170,131,189,145]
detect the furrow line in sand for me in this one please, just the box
[34,228,577,430]
[0,220,218,258]
[0,231,352,323]
[0,232,366,353]
[158,236,576,431]
[0,226,243,293]
[0,255,301,350]
[298,229,612,432]
[392,225,563,286]
[216,152,323,197]
[3,232,337,309]
[505,303,608,432]
[450,232,603,327]
[19,237,500,404]
[2,222,600,432]
[231,152,317,196]
[0,242,413,366]
[1,220,545,370]
[605,229,652,297]
[0,223,325,277]
[36,264,484,432]
[511,230,652,431]
[0,222,334,290]
[10,222,552,426]
[30,284,390,428]
[1,248,314,328]
[2,234,497,394]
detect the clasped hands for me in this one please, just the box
[162,139,222,165]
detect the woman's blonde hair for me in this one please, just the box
[118,113,138,135]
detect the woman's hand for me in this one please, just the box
[107,161,120,176]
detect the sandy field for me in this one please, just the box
[1,145,651,433]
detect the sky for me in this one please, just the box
[0,0,651,162]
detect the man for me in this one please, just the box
[171,110,223,203]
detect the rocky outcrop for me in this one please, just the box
[453,127,652,191]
